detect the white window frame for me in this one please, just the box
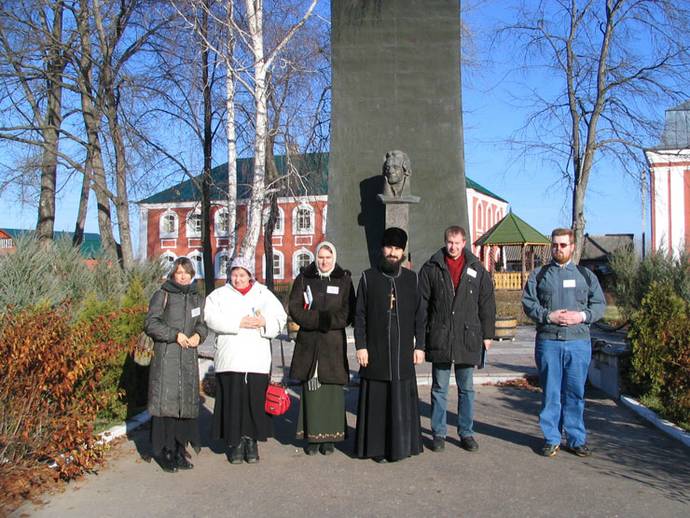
[292,203,314,235]
[215,250,230,279]
[322,205,327,233]
[160,251,177,277]
[187,250,204,279]
[186,209,202,238]
[292,248,314,278]
[214,207,230,237]
[159,209,179,239]
[262,250,285,281]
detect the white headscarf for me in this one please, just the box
[315,241,337,278]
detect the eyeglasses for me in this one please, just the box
[551,242,572,249]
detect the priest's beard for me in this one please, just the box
[380,254,403,274]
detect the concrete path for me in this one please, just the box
[17,384,690,517]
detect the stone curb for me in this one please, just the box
[98,410,151,445]
[620,395,690,449]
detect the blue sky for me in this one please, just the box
[0,0,662,250]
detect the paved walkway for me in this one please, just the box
[15,326,690,517]
[17,385,690,517]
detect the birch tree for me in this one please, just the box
[503,0,690,261]
[236,0,318,262]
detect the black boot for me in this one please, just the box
[175,444,194,470]
[305,443,319,456]
[156,448,178,473]
[227,441,245,465]
[244,438,259,464]
[319,442,334,455]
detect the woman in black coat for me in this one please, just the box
[144,257,207,473]
[288,241,355,455]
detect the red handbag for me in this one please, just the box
[265,382,291,416]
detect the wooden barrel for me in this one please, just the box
[494,316,518,340]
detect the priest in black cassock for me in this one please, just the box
[354,227,425,463]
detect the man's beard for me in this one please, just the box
[381,254,403,274]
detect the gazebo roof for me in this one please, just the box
[474,211,550,246]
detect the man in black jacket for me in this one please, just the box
[419,226,496,453]
[354,227,425,463]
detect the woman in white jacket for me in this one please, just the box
[205,256,287,464]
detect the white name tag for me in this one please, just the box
[327,285,340,295]
[563,279,576,288]
[191,307,201,317]
[466,268,477,278]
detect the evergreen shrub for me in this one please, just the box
[627,282,690,425]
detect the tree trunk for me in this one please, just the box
[225,0,237,258]
[201,0,215,294]
[239,0,267,262]
[72,165,90,246]
[36,0,65,244]
[75,0,118,257]
[104,93,134,268]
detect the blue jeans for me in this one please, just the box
[535,339,591,447]
[431,363,475,438]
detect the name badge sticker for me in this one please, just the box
[563,279,576,288]
[191,307,201,317]
[327,285,340,295]
[466,268,477,278]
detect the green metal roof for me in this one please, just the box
[474,211,550,246]
[2,228,102,257]
[138,152,506,206]
[465,177,508,203]
[138,152,329,204]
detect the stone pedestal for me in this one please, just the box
[377,193,421,233]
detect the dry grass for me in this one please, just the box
[495,290,533,325]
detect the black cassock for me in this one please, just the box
[354,265,424,461]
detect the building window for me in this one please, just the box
[322,206,327,233]
[159,210,178,238]
[187,210,202,238]
[215,208,230,237]
[160,252,177,276]
[0,238,13,248]
[215,250,229,279]
[292,203,314,235]
[188,251,204,278]
[293,248,314,278]
[262,250,284,280]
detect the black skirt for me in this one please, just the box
[355,378,423,461]
[212,372,273,446]
[150,416,200,456]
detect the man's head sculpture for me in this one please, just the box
[382,150,411,198]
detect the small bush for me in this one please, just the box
[0,235,164,318]
[627,282,690,425]
[610,247,690,320]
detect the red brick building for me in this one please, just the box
[137,153,508,283]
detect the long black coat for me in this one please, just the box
[288,263,355,385]
[418,249,496,365]
[354,266,424,381]
[144,280,208,418]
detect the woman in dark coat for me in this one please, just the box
[288,241,355,455]
[144,257,207,473]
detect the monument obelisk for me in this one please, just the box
[327,0,469,275]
